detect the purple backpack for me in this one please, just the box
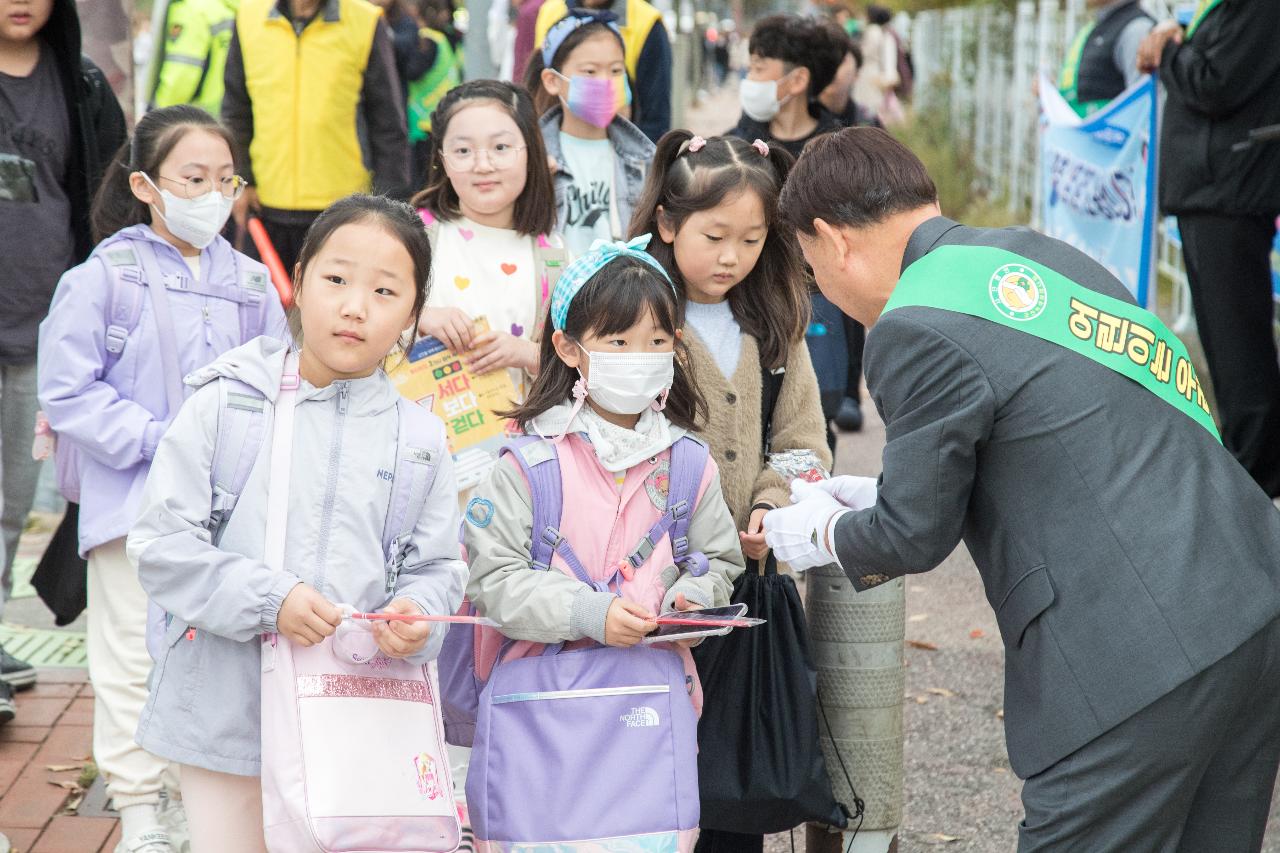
[445,434,709,849]
[437,434,711,746]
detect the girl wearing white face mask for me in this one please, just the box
[37,105,286,853]
[462,241,745,845]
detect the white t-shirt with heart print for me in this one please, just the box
[426,216,557,399]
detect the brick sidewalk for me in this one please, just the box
[0,670,120,853]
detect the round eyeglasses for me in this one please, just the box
[440,143,528,172]
[157,174,248,201]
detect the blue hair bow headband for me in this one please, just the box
[549,234,676,331]
[541,10,623,69]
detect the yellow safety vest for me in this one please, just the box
[151,0,239,116]
[534,0,661,81]
[235,0,380,210]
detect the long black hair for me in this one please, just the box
[90,105,237,243]
[410,80,557,237]
[502,256,708,432]
[629,131,808,370]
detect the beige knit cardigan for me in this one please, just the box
[682,329,833,530]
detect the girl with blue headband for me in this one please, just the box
[460,237,745,850]
[523,10,656,257]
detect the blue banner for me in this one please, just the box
[1039,75,1158,308]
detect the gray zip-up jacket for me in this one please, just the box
[127,337,465,775]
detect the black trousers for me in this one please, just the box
[1178,212,1280,496]
[1018,617,1280,851]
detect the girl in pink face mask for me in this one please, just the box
[523,10,656,257]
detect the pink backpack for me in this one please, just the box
[258,352,461,852]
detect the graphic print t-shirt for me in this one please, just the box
[0,43,73,364]
[558,133,617,257]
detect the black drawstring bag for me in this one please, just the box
[691,554,849,833]
[689,363,850,834]
[31,505,88,627]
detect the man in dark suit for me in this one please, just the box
[764,127,1280,851]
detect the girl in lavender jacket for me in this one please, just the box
[37,105,285,853]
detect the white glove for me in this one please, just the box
[763,498,849,572]
[791,475,878,511]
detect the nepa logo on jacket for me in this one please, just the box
[989,263,1048,321]
[619,706,660,728]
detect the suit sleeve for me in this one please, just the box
[221,26,255,185]
[1158,0,1280,119]
[634,20,672,143]
[362,22,412,199]
[831,313,996,590]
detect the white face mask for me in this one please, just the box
[144,175,234,250]
[580,347,675,415]
[739,75,793,123]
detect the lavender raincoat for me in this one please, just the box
[37,225,287,554]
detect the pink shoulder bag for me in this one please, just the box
[259,352,461,852]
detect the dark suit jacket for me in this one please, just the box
[832,216,1280,778]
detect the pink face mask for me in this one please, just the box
[557,72,632,129]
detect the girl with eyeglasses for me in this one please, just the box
[36,104,286,853]
[413,80,564,406]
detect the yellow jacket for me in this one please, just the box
[150,0,238,116]
[225,0,408,210]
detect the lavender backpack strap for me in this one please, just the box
[498,437,602,590]
[132,241,187,420]
[625,436,711,578]
[381,399,444,594]
[230,249,271,344]
[99,243,146,374]
[263,353,301,571]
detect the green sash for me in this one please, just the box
[407,29,461,144]
[883,245,1221,441]
[1057,21,1107,118]
[1184,0,1224,40]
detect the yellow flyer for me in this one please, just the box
[386,317,518,491]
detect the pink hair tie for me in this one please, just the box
[751,139,769,156]
[687,135,707,153]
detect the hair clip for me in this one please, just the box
[751,139,769,157]
[687,136,707,153]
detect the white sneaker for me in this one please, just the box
[156,794,191,853]
[115,827,174,853]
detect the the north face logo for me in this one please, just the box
[619,706,660,728]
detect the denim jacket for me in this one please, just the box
[539,106,655,240]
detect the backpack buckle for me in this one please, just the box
[104,324,129,355]
[668,500,689,520]
[386,534,411,593]
[540,527,565,550]
[628,536,655,568]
